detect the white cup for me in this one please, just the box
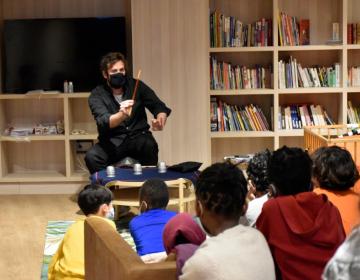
[133,163,142,175]
[158,161,167,173]
[106,166,115,177]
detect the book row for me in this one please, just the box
[278,11,309,46]
[348,67,360,87]
[347,101,360,124]
[347,23,360,44]
[210,97,271,132]
[210,56,271,90]
[278,57,340,89]
[278,104,334,130]
[210,11,272,47]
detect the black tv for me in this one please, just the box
[3,17,126,93]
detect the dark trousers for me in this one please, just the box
[85,132,159,174]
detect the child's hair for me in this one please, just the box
[246,149,272,193]
[268,146,312,195]
[139,178,169,210]
[312,146,359,191]
[195,162,247,221]
[77,184,113,216]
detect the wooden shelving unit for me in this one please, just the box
[208,0,359,162]
[0,93,95,183]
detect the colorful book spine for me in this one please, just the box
[210,98,271,132]
[278,11,305,46]
[278,58,340,88]
[210,56,270,90]
[210,11,272,47]
[279,104,334,129]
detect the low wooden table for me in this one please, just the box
[91,167,198,216]
[105,178,195,214]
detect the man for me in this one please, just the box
[85,52,171,174]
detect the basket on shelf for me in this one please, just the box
[304,125,360,165]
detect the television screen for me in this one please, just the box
[3,17,126,93]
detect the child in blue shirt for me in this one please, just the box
[129,178,176,262]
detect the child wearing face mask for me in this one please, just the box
[129,178,177,263]
[48,184,116,280]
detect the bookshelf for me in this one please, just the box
[208,0,359,161]
[0,93,96,183]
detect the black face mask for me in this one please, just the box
[108,73,127,89]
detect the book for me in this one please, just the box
[299,19,310,45]
[348,24,353,44]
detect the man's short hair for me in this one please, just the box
[246,149,272,193]
[77,184,113,216]
[100,52,127,74]
[195,162,247,221]
[312,146,359,191]
[139,179,169,209]
[268,146,312,195]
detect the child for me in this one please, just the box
[48,184,116,280]
[256,146,345,280]
[180,162,275,280]
[163,213,206,278]
[129,178,176,263]
[242,149,273,226]
[312,146,360,235]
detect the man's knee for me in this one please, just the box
[85,145,109,174]
[85,148,97,166]
[145,136,159,152]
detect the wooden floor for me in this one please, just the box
[0,195,81,280]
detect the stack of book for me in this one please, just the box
[278,104,335,130]
[210,97,271,132]
[347,23,360,44]
[210,56,270,90]
[278,57,340,88]
[347,101,360,124]
[278,11,309,46]
[210,11,272,47]
[348,66,360,87]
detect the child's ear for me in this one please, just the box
[139,201,148,213]
[195,200,203,217]
[98,203,108,216]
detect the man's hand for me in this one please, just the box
[152,112,167,131]
[119,99,134,116]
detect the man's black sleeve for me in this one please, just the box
[88,91,113,135]
[139,81,171,118]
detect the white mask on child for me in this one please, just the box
[106,206,115,220]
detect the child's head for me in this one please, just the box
[312,146,359,191]
[246,149,272,197]
[139,178,169,213]
[195,162,248,236]
[269,146,312,196]
[163,213,206,254]
[77,184,114,218]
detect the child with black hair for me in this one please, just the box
[312,146,360,235]
[242,149,272,226]
[48,184,116,280]
[256,146,345,280]
[180,162,275,280]
[129,178,176,263]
